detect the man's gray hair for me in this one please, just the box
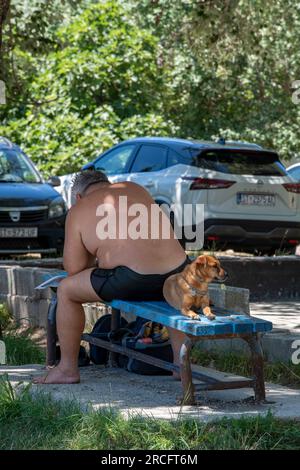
[71,169,109,198]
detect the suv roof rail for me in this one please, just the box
[0,136,14,148]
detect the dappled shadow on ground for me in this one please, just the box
[1,364,300,422]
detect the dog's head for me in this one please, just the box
[194,255,227,283]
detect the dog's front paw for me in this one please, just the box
[182,309,201,321]
[190,313,201,321]
[203,307,216,321]
[206,314,216,321]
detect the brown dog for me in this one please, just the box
[163,255,227,321]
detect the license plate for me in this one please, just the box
[237,193,275,207]
[0,227,38,238]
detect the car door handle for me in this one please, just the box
[145,181,154,187]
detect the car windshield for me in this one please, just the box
[191,149,288,176]
[0,148,41,183]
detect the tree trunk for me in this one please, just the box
[0,0,10,69]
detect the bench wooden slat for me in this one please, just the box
[109,300,272,336]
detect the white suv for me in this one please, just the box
[60,137,300,252]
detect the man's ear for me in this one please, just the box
[76,194,82,201]
[196,255,207,266]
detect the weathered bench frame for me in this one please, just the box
[81,306,267,405]
[40,271,272,405]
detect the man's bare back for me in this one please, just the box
[64,181,186,275]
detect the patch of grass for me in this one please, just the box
[0,378,299,450]
[0,303,45,365]
[0,303,11,332]
[274,248,294,256]
[3,331,45,365]
[0,377,80,450]
[191,349,300,388]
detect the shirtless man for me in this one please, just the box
[34,169,189,384]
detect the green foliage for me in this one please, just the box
[1,0,300,176]
[0,379,81,444]
[4,331,45,365]
[0,388,299,449]
[134,0,300,163]
[0,374,32,420]
[0,304,11,331]
[1,0,177,176]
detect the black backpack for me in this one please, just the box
[89,315,173,375]
[89,314,128,365]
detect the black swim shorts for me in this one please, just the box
[90,257,191,302]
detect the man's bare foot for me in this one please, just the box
[32,365,80,384]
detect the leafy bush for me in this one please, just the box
[1,0,300,177]
[0,1,178,176]
[0,304,11,332]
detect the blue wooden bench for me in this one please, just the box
[37,273,273,405]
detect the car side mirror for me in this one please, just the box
[47,176,61,187]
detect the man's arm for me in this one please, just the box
[63,208,96,276]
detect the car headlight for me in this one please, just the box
[48,197,67,219]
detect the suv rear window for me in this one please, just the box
[191,149,287,176]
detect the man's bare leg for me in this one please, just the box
[33,268,101,384]
[167,327,189,380]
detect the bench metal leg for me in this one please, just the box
[46,295,58,367]
[108,307,121,367]
[243,334,266,403]
[46,318,57,367]
[179,337,195,405]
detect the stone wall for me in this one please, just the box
[0,266,58,328]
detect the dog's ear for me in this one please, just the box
[195,255,207,267]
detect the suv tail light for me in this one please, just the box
[283,183,300,194]
[182,177,236,190]
[207,235,220,241]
